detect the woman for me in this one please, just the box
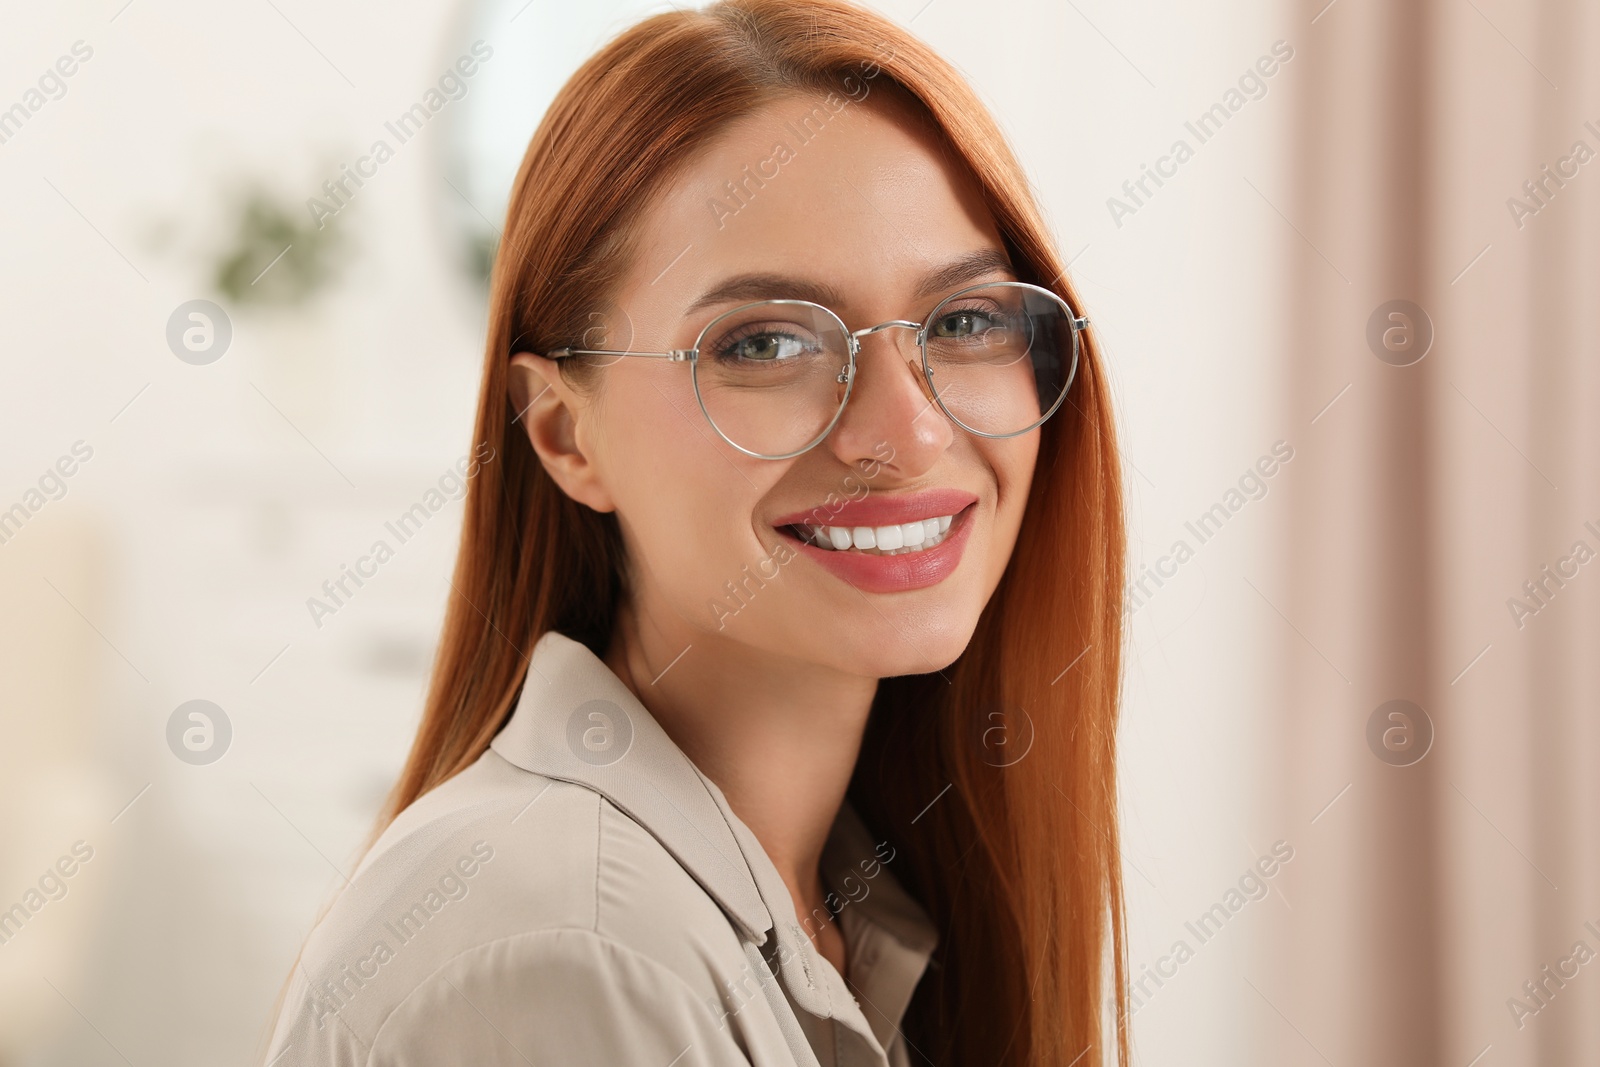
[263,1,1128,1063]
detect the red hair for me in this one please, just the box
[381,2,1129,1062]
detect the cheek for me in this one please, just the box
[595,375,772,607]
[987,434,1039,520]
[978,434,1040,579]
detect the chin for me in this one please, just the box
[803,611,979,680]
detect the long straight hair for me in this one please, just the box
[380,2,1129,1062]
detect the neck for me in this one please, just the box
[601,596,877,931]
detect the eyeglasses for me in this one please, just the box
[545,280,1087,460]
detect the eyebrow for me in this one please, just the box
[683,247,1017,317]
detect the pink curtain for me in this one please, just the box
[1266,0,1600,1063]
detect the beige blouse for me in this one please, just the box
[264,629,939,1066]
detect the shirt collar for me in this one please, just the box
[489,629,773,942]
[488,629,940,1051]
[823,805,938,1055]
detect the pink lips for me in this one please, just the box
[772,489,979,594]
[771,488,978,529]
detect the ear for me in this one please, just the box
[507,352,616,514]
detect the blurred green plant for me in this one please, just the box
[212,185,346,307]
[465,229,496,288]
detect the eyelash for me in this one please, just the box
[709,322,819,363]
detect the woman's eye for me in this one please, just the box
[721,331,809,361]
[932,309,998,339]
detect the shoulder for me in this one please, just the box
[261,749,755,1065]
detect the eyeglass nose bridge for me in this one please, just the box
[842,318,938,406]
[848,319,924,348]
[844,318,926,374]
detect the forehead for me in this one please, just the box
[611,89,1008,325]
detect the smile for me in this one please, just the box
[769,487,977,539]
[770,490,979,594]
[785,514,956,555]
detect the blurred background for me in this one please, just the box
[0,0,1595,1064]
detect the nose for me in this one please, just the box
[825,324,953,474]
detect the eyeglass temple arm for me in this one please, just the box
[545,347,694,362]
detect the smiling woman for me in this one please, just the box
[262,2,1127,1065]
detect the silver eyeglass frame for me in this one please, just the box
[544,279,1089,461]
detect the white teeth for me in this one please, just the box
[789,513,961,555]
